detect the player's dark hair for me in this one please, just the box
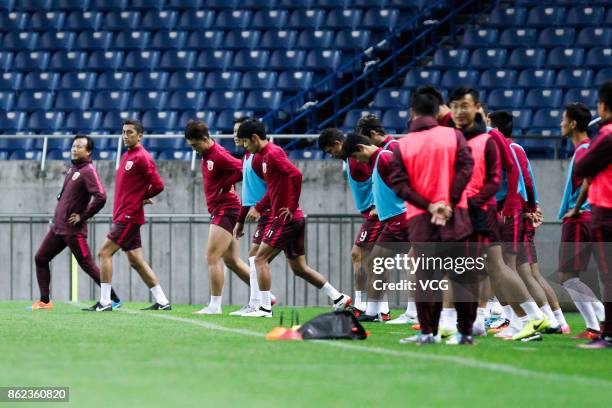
[489,110,514,138]
[237,118,267,140]
[184,119,210,141]
[410,92,439,117]
[233,116,251,125]
[598,80,612,113]
[123,118,144,134]
[341,132,372,159]
[318,128,345,150]
[356,114,385,137]
[414,86,444,105]
[73,134,94,153]
[448,87,480,105]
[564,102,592,133]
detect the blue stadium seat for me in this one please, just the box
[96,71,133,89]
[526,6,565,27]
[555,68,593,89]
[34,136,72,150]
[124,50,160,70]
[382,109,409,131]
[431,49,469,68]
[141,10,178,30]
[243,0,278,8]
[151,30,187,50]
[487,6,526,27]
[304,49,342,72]
[147,136,184,152]
[45,149,70,160]
[252,9,288,29]
[532,109,563,128]
[141,111,178,133]
[168,71,204,89]
[269,50,306,70]
[0,135,33,151]
[525,89,562,109]
[563,88,598,107]
[288,150,324,160]
[65,111,102,132]
[196,50,232,71]
[297,30,334,49]
[260,30,298,49]
[179,110,216,127]
[594,68,612,86]
[130,0,165,10]
[576,28,611,48]
[74,31,113,50]
[462,28,498,48]
[288,9,325,29]
[132,71,168,90]
[29,11,65,31]
[343,109,381,128]
[334,30,371,50]
[23,72,60,90]
[177,10,215,30]
[158,150,192,160]
[354,0,387,7]
[0,111,26,132]
[48,50,87,71]
[89,0,127,11]
[0,91,14,110]
[214,9,251,29]
[223,30,261,49]
[114,31,150,50]
[403,69,441,88]
[0,72,22,90]
[469,49,507,69]
[0,52,13,71]
[325,9,362,29]
[2,31,38,50]
[54,90,91,110]
[204,71,240,90]
[277,71,313,90]
[92,91,130,110]
[10,150,42,160]
[372,89,410,109]
[0,11,28,31]
[103,11,140,31]
[538,28,575,48]
[86,50,124,70]
[566,6,604,26]
[55,0,89,11]
[186,30,224,49]
[507,48,546,68]
[278,0,314,8]
[65,11,103,31]
[316,0,348,8]
[159,50,197,71]
[362,9,399,30]
[168,90,206,110]
[93,150,117,160]
[16,90,53,111]
[241,71,277,89]
[101,110,140,130]
[517,68,556,88]
[440,69,479,89]
[38,31,75,50]
[207,90,245,111]
[232,50,269,70]
[510,109,533,130]
[487,89,525,109]
[27,111,64,132]
[546,47,585,68]
[499,28,537,47]
[132,90,167,111]
[585,47,612,68]
[0,151,7,159]
[13,51,50,71]
[244,90,282,111]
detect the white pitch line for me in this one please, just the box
[69,303,611,388]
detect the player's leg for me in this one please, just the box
[387,246,418,325]
[31,230,67,309]
[351,244,367,314]
[86,237,121,311]
[530,260,568,333]
[359,243,391,321]
[242,243,281,317]
[124,247,171,310]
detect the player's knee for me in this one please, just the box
[34,251,47,265]
[351,246,361,263]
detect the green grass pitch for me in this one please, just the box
[2,301,611,407]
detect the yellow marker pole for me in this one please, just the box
[71,255,78,303]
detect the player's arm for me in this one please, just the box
[449,131,474,207]
[574,133,612,178]
[564,179,590,219]
[389,147,430,210]
[513,146,537,212]
[144,158,165,199]
[221,154,244,191]
[490,129,519,215]
[79,168,107,222]
[470,138,501,208]
[276,153,302,214]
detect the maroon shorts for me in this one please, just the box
[107,222,142,252]
[252,213,272,246]
[210,208,240,234]
[558,217,592,273]
[501,210,525,255]
[263,216,306,258]
[376,214,410,247]
[354,215,384,247]
[517,221,537,266]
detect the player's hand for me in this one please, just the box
[233,222,244,239]
[67,213,81,225]
[562,208,579,220]
[245,207,260,223]
[369,207,378,217]
[279,207,293,222]
[143,198,154,206]
[427,202,448,226]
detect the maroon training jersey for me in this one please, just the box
[200,142,242,214]
[113,144,164,225]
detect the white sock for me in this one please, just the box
[509,307,523,331]
[377,300,389,314]
[100,283,112,306]
[563,277,602,330]
[540,304,559,326]
[475,307,486,330]
[150,284,169,306]
[593,301,605,322]
[405,301,417,316]
[365,300,378,316]
[502,304,513,320]
[248,257,260,308]
[209,295,222,310]
[553,308,568,327]
[260,290,271,310]
[321,282,341,301]
[440,308,457,332]
[519,314,529,329]
[520,301,544,321]
[354,290,366,311]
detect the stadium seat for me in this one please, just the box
[141,10,178,30]
[469,48,507,69]
[147,137,184,152]
[38,31,75,50]
[0,135,33,151]
[10,150,42,160]
[288,150,324,160]
[532,109,563,128]
[304,49,342,72]
[277,71,313,91]
[93,150,117,160]
[179,110,216,128]
[563,88,598,107]
[510,109,533,130]
[555,68,593,89]
[103,11,141,31]
[13,51,50,71]
[526,6,566,27]
[214,9,251,29]
[203,71,239,90]
[159,50,197,71]
[538,28,575,48]
[576,28,611,48]
[325,9,362,29]
[0,72,22,90]
[34,135,72,150]
[462,28,498,48]
[48,50,87,71]
[0,111,27,132]
[92,91,130,111]
[334,30,371,50]
[16,90,53,111]
[0,91,14,110]
[288,9,325,29]
[45,149,70,160]
[89,0,127,11]
[74,31,113,51]
[207,90,245,111]
[252,9,289,29]
[64,111,102,132]
[169,71,205,90]
[517,68,556,88]
[297,30,334,49]
[243,0,279,8]
[566,6,604,26]
[354,0,387,7]
[382,109,409,131]
[525,89,562,109]
[23,72,60,90]
[223,30,261,49]
[487,89,525,109]
[260,30,298,50]
[508,48,546,69]
[278,0,314,8]
[0,151,7,160]
[114,31,150,50]
[101,110,140,130]
[241,71,278,89]
[196,50,232,71]
[2,31,38,50]
[167,90,206,111]
[158,150,192,160]
[594,68,612,86]
[132,71,168,90]
[54,90,91,110]
[546,47,585,68]
[141,111,178,133]
[124,50,160,70]
[130,0,165,10]
[499,28,537,47]
[269,50,306,70]
[177,10,215,30]
[403,69,441,88]
[431,49,469,68]
[243,90,283,111]
[585,47,612,68]
[440,69,479,89]
[0,11,28,31]
[362,9,399,30]
[29,11,65,31]
[65,11,103,31]
[0,51,13,71]
[232,50,270,70]
[343,109,381,128]
[55,0,88,11]
[487,6,526,27]
[86,50,124,71]
[97,71,133,90]
[372,89,410,109]
[151,30,187,50]
[132,90,167,111]
[27,111,64,132]
[186,30,224,49]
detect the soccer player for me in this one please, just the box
[31,135,121,310]
[236,119,351,317]
[317,128,384,317]
[574,80,612,349]
[84,119,169,312]
[184,119,252,315]
[559,103,605,339]
[356,114,398,151]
